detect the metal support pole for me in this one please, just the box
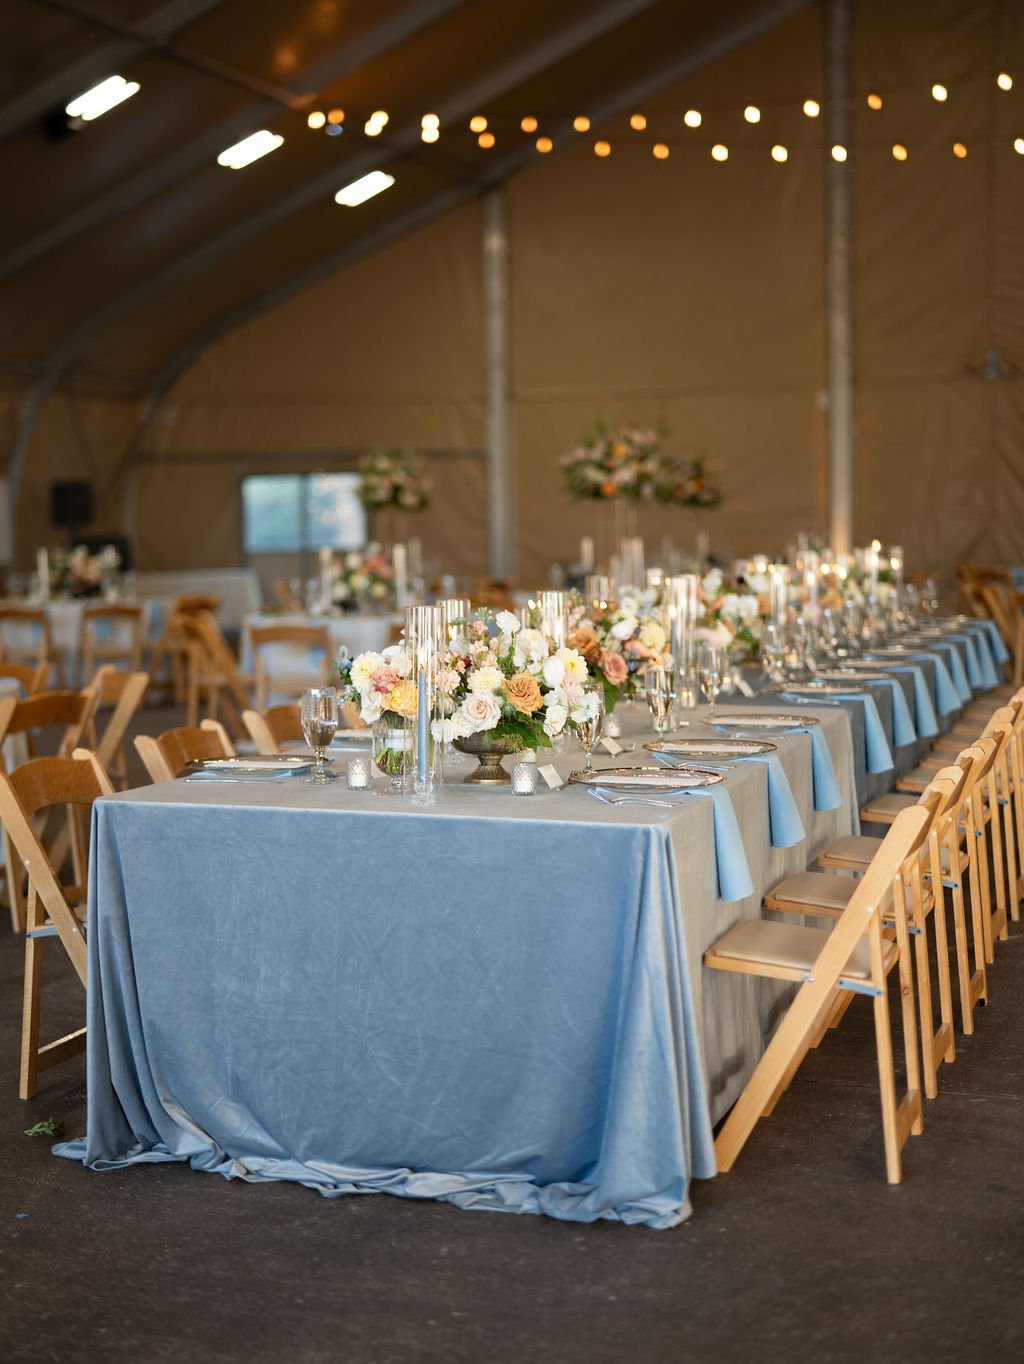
[826,0,854,553]
[483,190,512,578]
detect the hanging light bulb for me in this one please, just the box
[684,109,701,128]
[1015,137,1024,155]
[536,135,553,153]
[307,111,326,129]
[952,141,967,158]
[803,99,820,118]
[594,139,611,157]
[831,144,848,162]
[469,115,487,132]
[771,144,788,162]
[478,131,495,148]
[630,113,647,131]
[892,143,908,161]
[652,142,669,159]
[711,143,728,161]
[573,115,590,132]
[744,105,761,124]
[521,116,538,133]
[997,72,1013,91]
[932,83,948,101]
[867,92,883,110]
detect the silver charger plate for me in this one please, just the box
[815,670,892,684]
[568,765,724,792]
[189,756,315,777]
[775,682,872,696]
[708,712,819,732]
[643,737,776,759]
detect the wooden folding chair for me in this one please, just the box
[0,687,99,932]
[82,667,150,789]
[769,780,957,1100]
[706,805,931,1184]
[272,579,304,611]
[175,610,252,736]
[80,602,145,677]
[979,579,1024,689]
[134,720,235,783]
[0,606,64,684]
[249,622,330,712]
[146,593,223,703]
[0,751,114,1098]
[0,661,51,695]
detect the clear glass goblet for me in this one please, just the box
[697,642,726,724]
[301,686,339,783]
[645,665,675,737]
[570,682,605,773]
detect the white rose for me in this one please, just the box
[542,654,565,688]
[467,665,503,693]
[747,572,769,596]
[697,622,733,648]
[570,690,600,725]
[382,644,411,675]
[702,569,723,599]
[515,628,548,666]
[639,620,667,652]
[610,615,639,641]
[557,647,588,683]
[495,610,521,635]
[543,701,568,737]
[450,709,474,739]
[350,651,385,693]
[460,691,502,732]
[359,694,383,724]
[430,718,456,743]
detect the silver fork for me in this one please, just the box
[587,789,677,809]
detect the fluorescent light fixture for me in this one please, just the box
[217,130,284,169]
[334,170,395,206]
[65,74,139,122]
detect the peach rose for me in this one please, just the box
[567,625,603,665]
[370,665,400,694]
[601,650,628,687]
[505,672,543,715]
[386,679,418,718]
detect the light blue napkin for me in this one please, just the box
[782,693,894,775]
[733,753,806,848]
[872,678,917,746]
[907,652,960,714]
[784,724,842,812]
[955,628,1000,691]
[653,752,805,849]
[689,784,755,902]
[952,632,983,689]
[874,663,938,737]
[978,618,1009,664]
[928,641,971,702]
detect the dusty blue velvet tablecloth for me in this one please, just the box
[57,706,858,1228]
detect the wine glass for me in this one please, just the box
[570,682,605,773]
[301,686,339,783]
[645,665,675,737]
[820,607,841,659]
[697,642,726,724]
[922,577,939,617]
[760,623,786,684]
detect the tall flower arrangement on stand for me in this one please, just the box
[559,422,721,507]
[358,449,431,512]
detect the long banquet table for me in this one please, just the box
[57,616,1004,1228]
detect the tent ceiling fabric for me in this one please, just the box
[0,0,806,396]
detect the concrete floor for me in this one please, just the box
[1,706,1022,1362]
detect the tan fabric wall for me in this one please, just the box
[10,0,1023,591]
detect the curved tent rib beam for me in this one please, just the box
[0,0,472,285]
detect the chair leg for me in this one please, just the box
[20,895,45,1100]
[3,828,26,933]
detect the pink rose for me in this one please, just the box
[601,651,628,686]
[370,665,400,694]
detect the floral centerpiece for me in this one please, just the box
[564,589,670,708]
[335,612,598,783]
[48,544,121,598]
[358,449,430,511]
[559,422,721,506]
[696,568,764,659]
[331,543,395,611]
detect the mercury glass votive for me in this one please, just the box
[511,761,538,796]
[346,757,370,790]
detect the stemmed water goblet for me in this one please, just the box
[697,642,726,725]
[570,681,605,773]
[760,623,787,685]
[644,664,675,737]
[301,686,339,783]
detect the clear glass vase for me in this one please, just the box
[372,712,412,796]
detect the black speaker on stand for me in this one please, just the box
[51,481,94,544]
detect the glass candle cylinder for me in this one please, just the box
[436,597,471,641]
[404,603,445,802]
[664,573,700,707]
[511,761,538,796]
[768,564,789,628]
[536,590,567,648]
[584,574,612,606]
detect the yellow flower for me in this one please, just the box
[386,679,418,717]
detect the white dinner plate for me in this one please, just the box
[775,682,872,696]
[708,712,818,732]
[329,730,374,746]
[815,670,892,685]
[568,765,724,791]
[197,756,313,772]
[643,737,776,759]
